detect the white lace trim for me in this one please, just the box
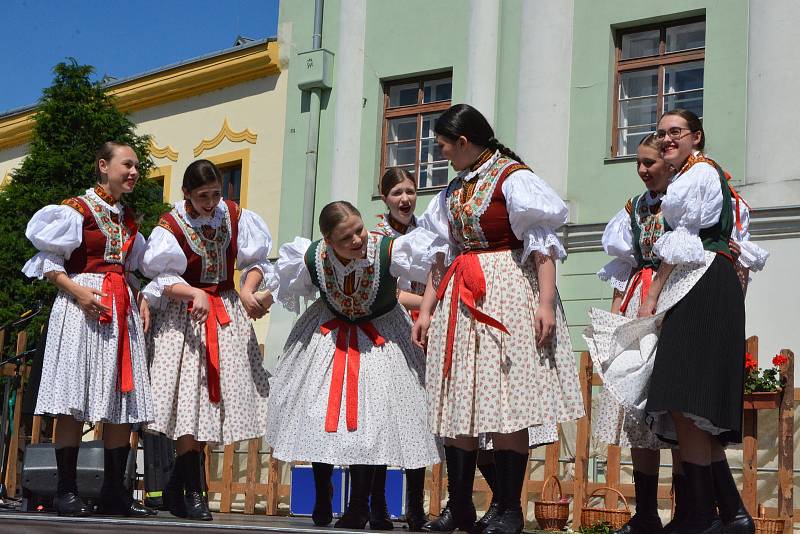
[522,228,567,263]
[597,258,634,292]
[737,240,769,272]
[21,252,66,279]
[652,226,705,266]
[314,234,382,319]
[174,198,227,228]
[142,273,187,309]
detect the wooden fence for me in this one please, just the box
[1,327,796,532]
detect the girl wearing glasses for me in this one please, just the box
[586,109,768,534]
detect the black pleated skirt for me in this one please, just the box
[645,254,746,444]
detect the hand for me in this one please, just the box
[728,238,741,261]
[638,297,658,318]
[254,290,274,312]
[74,285,110,320]
[240,289,267,320]
[138,293,151,333]
[412,312,431,349]
[533,305,556,348]
[190,289,211,323]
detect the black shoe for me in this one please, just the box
[681,462,723,534]
[613,471,663,534]
[334,464,373,529]
[405,467,428,532]
[422,446,478,532]
[472,502,501,534]
[180,450,212,521]
[663,473,688,534]
[54,491,92,517]
[312,463,334,527]
[98,446,156,517]
[482,510,523,534]
[711,460,754,534]
[482,450,527,534]
[54,447,92,517]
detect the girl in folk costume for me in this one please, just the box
[22,142,154,517]
[413,104,585,534]
[140,159,274,521]
[585,109,767,534]
[592,133,767,534]
[265,201,442,530]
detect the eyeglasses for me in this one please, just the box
[655,127,694,140]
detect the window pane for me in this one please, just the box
[419,163,449,189]
[420,138,445,164]
[388,82,419,107]
[617,124,656,157]
[619,69,658,99]
[620,29,660,59]
[664,61,704,93]
[423,78,452,103]
[387,116,417,142]
[618,97,657,128]
[221,166,242,203]
[386,141,416,167]
[666,21,705,52]
[665,90,703,118]
[421,112,442,139]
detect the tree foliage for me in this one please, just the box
[0,59,168,339]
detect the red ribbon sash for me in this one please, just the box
[320,318,385,432]
[188,290,231,403]
[619,266,654,315]
[99,272,134,393]
[435,252,509,378]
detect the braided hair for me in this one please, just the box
[434,104,526,165]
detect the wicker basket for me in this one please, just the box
[754,504,785,534]
[580,487,631,530]
[534,476,569,531]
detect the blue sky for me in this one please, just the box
[0,0,280,114]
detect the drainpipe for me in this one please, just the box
[301,0,325,239]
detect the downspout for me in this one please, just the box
[301,0,324,239]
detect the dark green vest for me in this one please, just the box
[629,194,670,271]
[697,161,733,256]
[304,236,398,323]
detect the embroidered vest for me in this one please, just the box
[158,200,240,291]
[304,234,397,323]
[627,194,670,271]
[62,196,138,275]
[446,157,527,252]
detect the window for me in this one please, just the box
[220,164,242,203]
[613,18,705,157]
[381,74,452,190]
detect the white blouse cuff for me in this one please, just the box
[736,240,769,272]
[390,228,444,284]
[142,273,188,309]
[275,237,316,313]
[22,252,66,280]
[597,258,634,292]
[240,261,280,293]
[653,227,705,266]
[522,227,567,263]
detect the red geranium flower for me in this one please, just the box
[772,354,788,367]
[744,352,758,372]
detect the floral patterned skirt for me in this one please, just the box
[147,289,270,445]
[35,273,153,425]
[426,249,584,439]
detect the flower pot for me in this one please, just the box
[743,391,781,410]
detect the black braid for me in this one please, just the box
[488,138,526,166]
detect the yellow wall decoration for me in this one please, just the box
[193,118,258,157]
[148,138,179,162]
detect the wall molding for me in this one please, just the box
[148,138,179,162]
[193,118,257,157]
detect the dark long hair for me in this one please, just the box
[94,141,131,182]
[183,159,223,192]
[379,167,416,197]
[659,108,705,150]
[434,104,525,165]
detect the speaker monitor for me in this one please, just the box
[22,441,105,499]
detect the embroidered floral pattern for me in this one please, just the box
[446,156,514,250]
[633,196,666,263]
[82,194,132,265]
[171,207,231,284]
[315,233,382,320]
[93,185,118,206]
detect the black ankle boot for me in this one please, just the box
[682,462,723,534]
[613,471,663,534]
[335,464,373,529]
[482,450,526,534]
[369,464,394,530]
[54,447,92,517]
[663,473,688,534]
[98,446,156,517]
[164,455,187,518]
[473,461,500,534]
[422,447,478,532]
[312,462,334,526]
[405,467,428,531]
[711,460,754,534]
[180,450,212,521]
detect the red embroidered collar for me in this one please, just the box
[94,185,118,206]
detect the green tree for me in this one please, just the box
[0,59,168,342]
